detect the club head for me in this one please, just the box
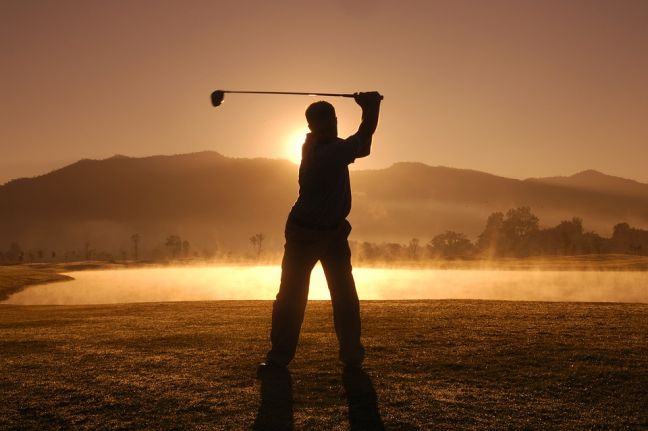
[211,90,225,107]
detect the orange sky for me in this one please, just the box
[2,0,648,184]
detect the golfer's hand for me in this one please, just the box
[354,91,383,108]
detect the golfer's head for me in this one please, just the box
[306,101,337,139]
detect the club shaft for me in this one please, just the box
[221,90,355,98]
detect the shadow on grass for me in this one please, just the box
[253,369,294,431]
[252,367,384,430]
[343,367,385,430]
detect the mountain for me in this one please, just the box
[1,152,647,255]
[351,163,648,241]
[527,170,648,200]
[0,152,297,254]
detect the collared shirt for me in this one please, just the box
[288,133,361,229]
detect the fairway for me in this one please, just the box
[1,300,647,430]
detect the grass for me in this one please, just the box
[1,300,647,430]
[0,265,72,301]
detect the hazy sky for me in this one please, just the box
[2,0,648,184]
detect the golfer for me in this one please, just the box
[258,91,382,377]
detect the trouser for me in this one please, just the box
[266,218,365,366]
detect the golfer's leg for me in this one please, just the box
[267,236,317,366]
[321,225,365,366]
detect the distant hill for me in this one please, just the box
[351,163,648,242]
[527,170,648,200]
[1,152,647,255]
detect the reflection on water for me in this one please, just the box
[3,265,648,305]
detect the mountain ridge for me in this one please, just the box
[1,152,647,254]
[6,153,648,189]
[526,169,648,199]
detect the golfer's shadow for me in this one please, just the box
[342,367,385,430]
[253,369,294,431]
[252,367,384,431]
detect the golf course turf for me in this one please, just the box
[1,300,647,430]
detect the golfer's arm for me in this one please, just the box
[355,104,381,158]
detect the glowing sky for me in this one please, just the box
[2,0,648,184]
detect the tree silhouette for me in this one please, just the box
[477,212,504,257]
[612,222,648,255]
[539,217,584,255]
[500,207,539,257]
[84,240,92,260]
[165,235,182,259]
[250,233,265,258]
[131,233,140,261]
[361,242,379,261]
[580,231,609,254]
[7,242,22,262]
[429,231,474,258]
[407,238,420,260]
[385,243,403,261]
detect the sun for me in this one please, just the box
[285,128,308,164]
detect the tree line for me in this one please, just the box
[0,231,268,264]
[0,234,197,264]
[352,207,648,261]
[2,207,647,263]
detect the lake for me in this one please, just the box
[3,265,648,305]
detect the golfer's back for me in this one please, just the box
[288,134,360,230]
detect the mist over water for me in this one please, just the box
[3,265,648,305]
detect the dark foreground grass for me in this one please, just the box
[1,300,647,430]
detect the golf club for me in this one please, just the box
[210,89,382,107]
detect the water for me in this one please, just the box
[3,265,647,305]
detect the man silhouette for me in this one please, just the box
[258,91,382,377]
